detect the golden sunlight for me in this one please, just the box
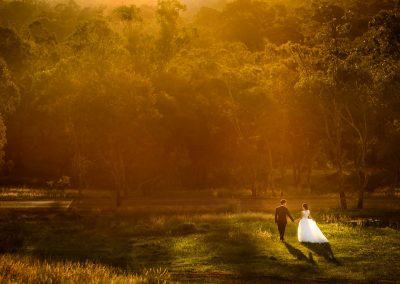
[0,0,399,282]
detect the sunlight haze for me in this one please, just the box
[0,0,399,282]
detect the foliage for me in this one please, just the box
[0,59,19,171]
[0,0,399,207]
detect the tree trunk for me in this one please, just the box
[266,143,275,196]
[320,101,347,210]
[123,184,129,198]
[116,188,122,207]
[306,165,312,189]
[339,191,347,209]
[293,163,300,188]
[338,165,347,209]
[357,189,364,209]
[251,183,257,198]
[338,167,347,209]
[108,150,126,208]
[357,169,368,209]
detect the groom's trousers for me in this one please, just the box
[277,222,286,240]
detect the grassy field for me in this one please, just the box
[1,199,400,283]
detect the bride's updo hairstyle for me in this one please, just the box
[302,203,308,210]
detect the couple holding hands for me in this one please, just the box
[275,199,328,243]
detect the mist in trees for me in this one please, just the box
[0,0,399,208]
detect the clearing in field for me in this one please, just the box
[1,193,399,283]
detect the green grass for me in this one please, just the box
[0,210,399,283]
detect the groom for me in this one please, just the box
[275,199,294,241]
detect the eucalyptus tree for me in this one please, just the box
[159,41,277,193]
[293,9,354,209]
[0,60,19,172]
[261,43,305,194]
[0,27,29,72]
[337,57,375,209]
[112,5,145,66]
[359,9,400,198]
[156,0,186,63]
[157,43,244,189]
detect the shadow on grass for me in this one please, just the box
[0,221,24,253]
[300,242,341,265]
[1,212,174,272]
[201,222,318,281]
[284,242,315,265]
[203,225,264,277]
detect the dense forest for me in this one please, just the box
[0,0,399,208]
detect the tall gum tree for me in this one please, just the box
[156,0,186,64]
[0,60,20,171]
[360,10,400,198]
[293,28,351,209]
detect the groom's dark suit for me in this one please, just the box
[275,205,294,241]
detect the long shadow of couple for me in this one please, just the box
[284,242,340,266]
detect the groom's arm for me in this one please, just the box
[274,208,278,223]
[286,209,294,222]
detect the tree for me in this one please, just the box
[293,13,352,209]
[338,60,375,209]
[0,27,29,71]
[0,60,19,171]
[360,9,400,198]
[156,0,186,62]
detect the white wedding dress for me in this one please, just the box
[298,210,328,243]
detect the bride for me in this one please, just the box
[298,203,328,243]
